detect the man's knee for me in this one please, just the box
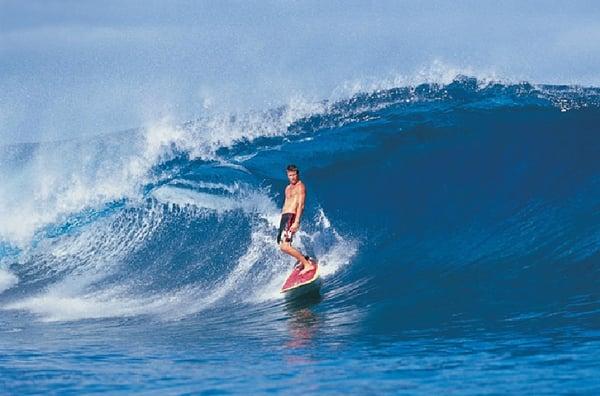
[280,243,290,253]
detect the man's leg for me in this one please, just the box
[280,242,314,273]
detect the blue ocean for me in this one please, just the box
[1,77,599,394]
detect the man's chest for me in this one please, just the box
[285,186,299,200]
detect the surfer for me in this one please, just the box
[278,164,315,275]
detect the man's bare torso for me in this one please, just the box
[282,181,304,214]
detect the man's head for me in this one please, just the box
[286,164,300,184]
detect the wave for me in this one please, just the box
[1,76,599,329]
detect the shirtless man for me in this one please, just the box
[277,164,315,274]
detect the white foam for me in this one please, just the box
[332,60,503,99]
[0,269,18,294]
[312,230,358,278]
[152,184,278,220]
[315,207,331,229]
[3,284,184,322]
[170,179,245,194]
[0,120,188,246]
[2,201,357,322]
[0,95,331,248]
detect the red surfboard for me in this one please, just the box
[281,258,320,293]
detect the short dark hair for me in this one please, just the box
[286,164,299,174]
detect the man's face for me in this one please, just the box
[287,170,299,184]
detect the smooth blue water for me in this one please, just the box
[1,78,599,394]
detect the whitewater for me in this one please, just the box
[1,77,599,394]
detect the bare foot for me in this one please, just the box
[298,260,315,275]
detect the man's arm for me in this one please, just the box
[291,184,306,232]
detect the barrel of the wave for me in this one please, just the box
[280,257,320,298]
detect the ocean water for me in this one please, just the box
[1,77,599,394]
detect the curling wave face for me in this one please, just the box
[0,76,599,331]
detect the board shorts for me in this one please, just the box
[277,213,296,244]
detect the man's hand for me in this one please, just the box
[290,222,300,233]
